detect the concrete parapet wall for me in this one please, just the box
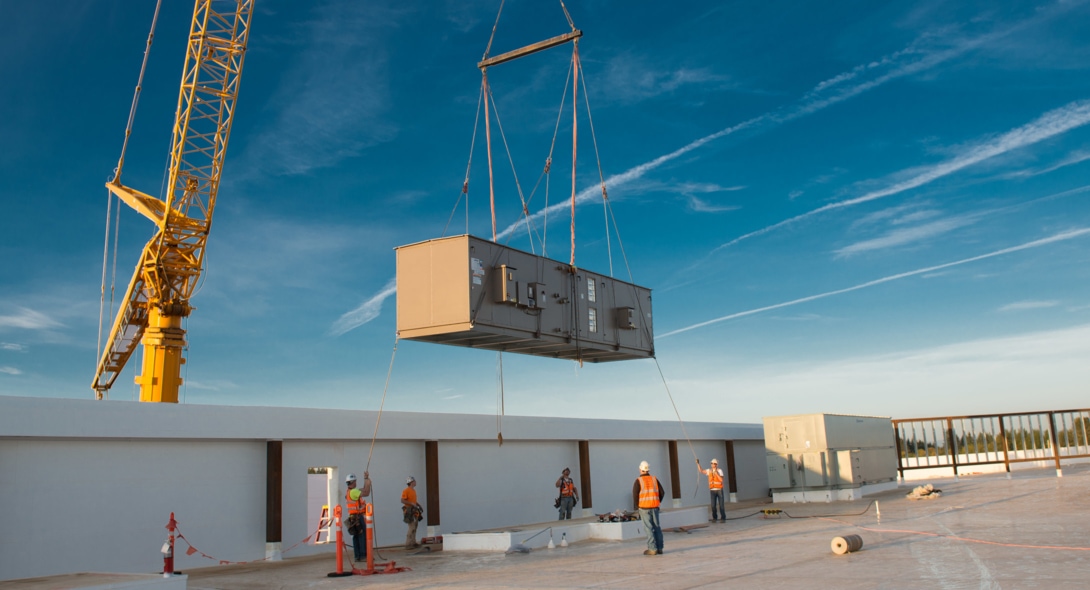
[0,396,765,581]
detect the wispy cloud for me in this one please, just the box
[0,366,21,375]
[714,99,1090,251]
[673,182,746,213]
[233,3,401,178]
[497,33,982,241]
[1004,149,1090,179]
[998,300,1059,312]
[0,307,63,331]
[599,55,734,104]
[661,227,1090,338]
[329,277,397,336]
[687,196,741,213]
[1,342,26,352]
[834,214,979,257]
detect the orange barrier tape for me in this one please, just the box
[173,518,330,566]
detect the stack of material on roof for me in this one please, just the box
[906,483,942,500]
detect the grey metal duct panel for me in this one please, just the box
[396,235,654,362]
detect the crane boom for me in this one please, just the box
[93,0,254,402]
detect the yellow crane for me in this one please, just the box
[93,0,254,402]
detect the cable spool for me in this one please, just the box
[831,534,863,555]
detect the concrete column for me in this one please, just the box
[668,440,681,507]
[578,440,592,516]
[425,440,440,535]
[265,440,283,560]
[725,440,738,502]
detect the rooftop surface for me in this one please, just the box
[9,465,1089,589]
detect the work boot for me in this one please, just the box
[643,549,657,556]
[657,549,663,554]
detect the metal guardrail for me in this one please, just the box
[893,409,1090,478]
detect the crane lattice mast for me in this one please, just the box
[93,0,253,402]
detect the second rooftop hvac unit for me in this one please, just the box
[763,413,899,502]
[395,235,654,362]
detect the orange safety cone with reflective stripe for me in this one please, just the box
[353,502,409,575]
[364,502,375,571]
[326,505,352,578]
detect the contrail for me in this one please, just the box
[713,99,1090,253]
[328,277,397,336]
[659,227,1090,338]
[496,35,980,242]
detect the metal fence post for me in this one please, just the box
[1048,412,1063,478]
[946,418,959,480]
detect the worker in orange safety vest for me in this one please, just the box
[630,460,664,555]
[345,472,371,561]
[696,458,726,522]
[555,467,579,520]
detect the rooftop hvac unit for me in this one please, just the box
[395,235,654,362]
[762,413,898,501]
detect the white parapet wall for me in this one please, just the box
[0,396,765,581]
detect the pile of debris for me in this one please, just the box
[597,509,640,522]
[906,483,942,500]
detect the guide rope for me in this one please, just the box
[365,336,400,474]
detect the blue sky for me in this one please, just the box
[3,0,1090,424]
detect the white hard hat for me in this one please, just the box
[406,476,416,485]
[711,458,719,464]
[639,461,650,472]
[346,473,357,483]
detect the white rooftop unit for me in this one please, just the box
[763,413,898,502]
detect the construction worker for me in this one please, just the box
[696,458,726,522]
[401,476,422,549]
[344,472,371,561]
[631,460,665,555]
[555,467,579,520]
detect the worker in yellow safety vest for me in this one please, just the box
[630,460,665,555]
[345,472,371,561]
[696,458,726,523]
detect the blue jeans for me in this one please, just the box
[352,532,365,560]
[709,489,725,521]
[558,496,576,520]
[639,507,663,551]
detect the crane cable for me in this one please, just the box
[568,43,579,267]
[485,89,537,254]
[576,57,614,278]
[112,0,162,184]
[96,0,162,399]
[500,50,574,257]
[443,86,484,238]
[96,185,122,400]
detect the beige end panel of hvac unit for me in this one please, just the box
[396,236,473,337]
